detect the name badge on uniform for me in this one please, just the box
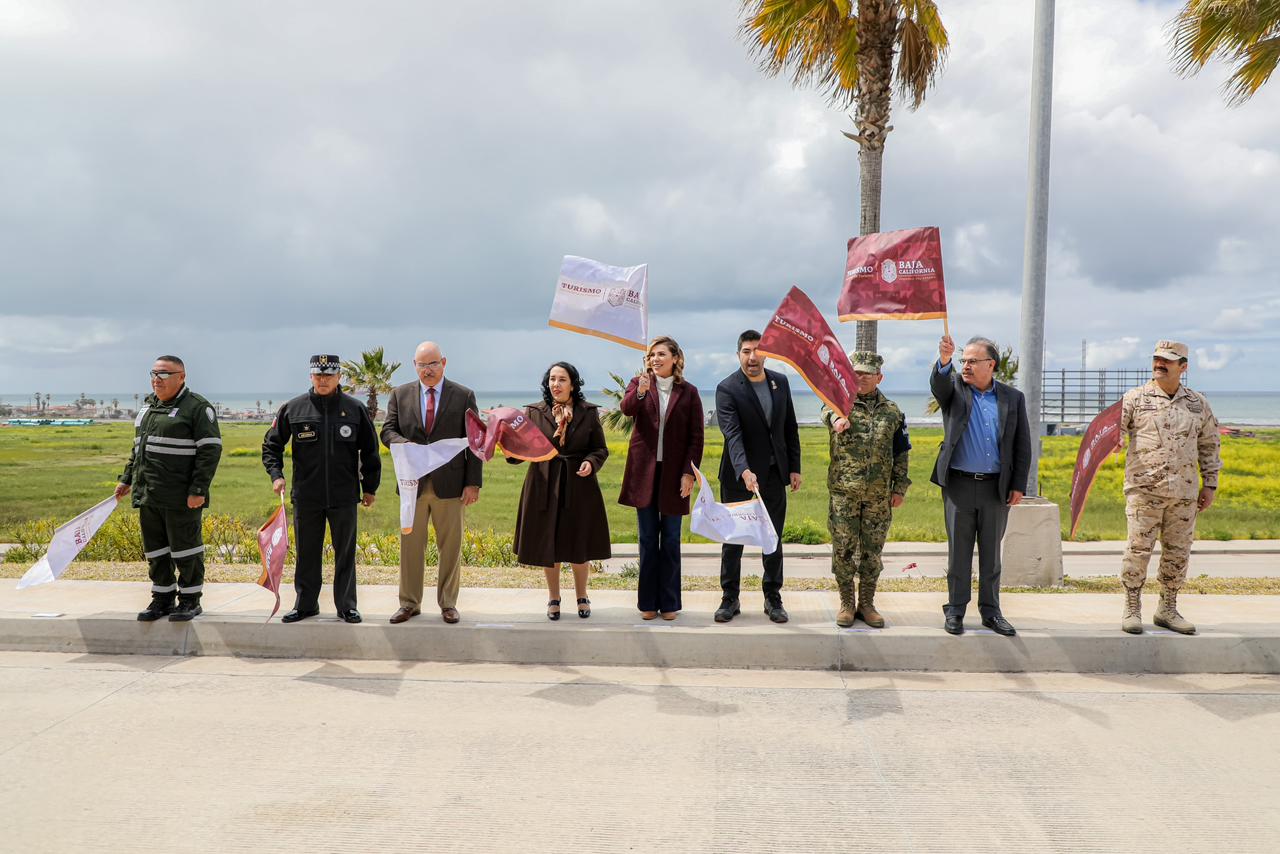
[297,429,317,440]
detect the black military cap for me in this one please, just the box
[309,354,342,375]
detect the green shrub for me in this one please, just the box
[782,518,827,544]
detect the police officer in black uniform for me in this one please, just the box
[262,355,381,623]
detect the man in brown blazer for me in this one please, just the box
[380,341,483,624]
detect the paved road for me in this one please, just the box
[2,652,1278,852]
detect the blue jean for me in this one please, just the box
[637,504,683,613]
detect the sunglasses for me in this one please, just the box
[149,370,183,380]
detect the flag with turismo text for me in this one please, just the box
[757,286,856,417]
[1069,400,1123,539]
[465,408,559,463]
[389,439,471,533]
[16,495,119,589]
[548,255,648,350]
[839,226,948,321]
[688,465,779,553]
[256,495,289,619]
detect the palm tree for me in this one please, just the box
[599,372,635,437]
[342,347,401,419]
[741,0,949,353]
[1171,1,1280,105]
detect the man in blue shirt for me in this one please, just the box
[929,335,1031,637]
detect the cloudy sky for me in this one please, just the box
[1,0,1277,399]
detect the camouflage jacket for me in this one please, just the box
[822,390,911,497]
[120,386,223,509]
[1120,381,1220,500]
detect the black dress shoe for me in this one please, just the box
[337,609,362,624]
[764,601,789,624]
[281,609,319,624]
[944,615,964,635]
[714,599,741,623]
[982,614,1017,636]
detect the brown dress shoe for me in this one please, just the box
[389,606,420,624]
[441,607,460,624]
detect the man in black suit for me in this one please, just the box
[930,334,1031,637]
[714,330,802,624]
[380,341,483,625]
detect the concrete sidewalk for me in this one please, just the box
[2,581,1277,674]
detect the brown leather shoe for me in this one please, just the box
[389,606,420,624]
[441,607,460,624]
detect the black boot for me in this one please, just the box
[169,599,203,622]
[137,596,174,622]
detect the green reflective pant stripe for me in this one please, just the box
[829,490,893,587]
[138,505,205,602]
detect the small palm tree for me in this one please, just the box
[342,347,401,419]
[926,346,1019,414]
[600,372,635,437]
[741,0,949,353]
[1170,0,1280,105]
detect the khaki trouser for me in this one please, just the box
[399,482,463,610]
[1120,492,1197,592]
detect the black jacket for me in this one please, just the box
[714,368,801,500]
[928,361,1031,498]
[262,390,382,507]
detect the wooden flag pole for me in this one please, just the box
[942,313,950,339]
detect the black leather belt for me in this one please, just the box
[949,468,997,481]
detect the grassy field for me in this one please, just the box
[2,422,1278,543]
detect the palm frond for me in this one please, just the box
[1170,0,1280,104]
[896,0,950,108]
[599,371,634,437]
[740,0,860,104]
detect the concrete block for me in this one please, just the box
[1002,497,1064,587]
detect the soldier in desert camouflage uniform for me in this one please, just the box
[1119,340,1221,635]
[823,352,911,628]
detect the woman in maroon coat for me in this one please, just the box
[618,336,704,620]
[512,362,611,620]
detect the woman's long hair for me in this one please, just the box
[646,335,685,384]
[540,361,586,407]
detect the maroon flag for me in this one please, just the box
[1069,400,1123,539]
[839,226,948,321]
[466,407,559,463]
[256,497,289,620]
[757,286,855,417]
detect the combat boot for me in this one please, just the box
[836,582,856,628]
[1153,588,1196,635]
[855,577,885,628]
[137,596,174,622]
[1121,587,1143,634]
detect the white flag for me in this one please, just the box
[389,439,470,533]
[688,465,779,553]
[548,254,648,350]
[17,495,119,590]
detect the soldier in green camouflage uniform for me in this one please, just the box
[1118,340,1221,635]
[115,356,222,622]
[822,352,911,628]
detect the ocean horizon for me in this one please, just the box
[7,388,1280,427]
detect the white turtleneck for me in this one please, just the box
[655,374,675,462]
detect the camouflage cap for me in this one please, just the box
[1152,340,1188,360]
[850,351,883,373]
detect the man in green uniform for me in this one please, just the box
[115,355,222,622]
[823,352,911,628]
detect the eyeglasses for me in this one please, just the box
[958,358,993,367]
[414,360,443,370]
[150,370,183,380]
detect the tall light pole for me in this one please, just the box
[1018,0,1055,497]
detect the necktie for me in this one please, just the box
[425,387,436,435]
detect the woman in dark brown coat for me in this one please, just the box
[511,361,611,620]
[618,336,704,620]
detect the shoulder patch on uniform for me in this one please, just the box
[205,406,215,421]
